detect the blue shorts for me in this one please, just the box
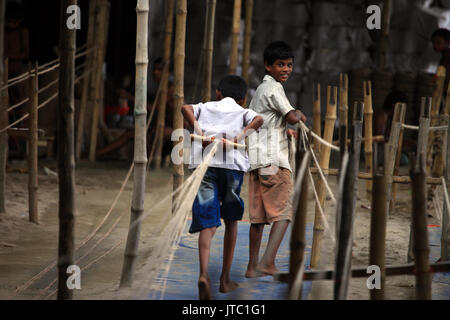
[189,167,245,234]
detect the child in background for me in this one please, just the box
[181,75,263,300]
[246,41,306,278]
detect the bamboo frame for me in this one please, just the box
[312,83,321,154]
[88,0,109,162]
[172,0,187,212]
[241,0,253,83]
[28,63,39,223]
[228,0,242,75]
[339,74,348,158]
[57,0,76,300]
[310,86,337,268]
[0,58,7,214]
[363,80,373,202]
[153,0,175,169]
[410,155,432,300]
[334,102,363,300]
[120,0,150,288]
[76,0,98,160]
[442,119,450,261]
[431,115,449,182]
[201,0,216,102]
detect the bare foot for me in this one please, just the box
[256,263,279,276]
[219,278,239,293]
[245,266,264,278]
[198,277,211,300]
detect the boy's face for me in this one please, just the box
[265,58,293,83]
[433,36,449,53]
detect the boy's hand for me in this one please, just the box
[287,128,297,139]
[295,110,307,122]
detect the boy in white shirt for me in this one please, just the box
[246,41,307,278]
[182,75,263,300]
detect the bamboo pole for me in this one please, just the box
[431,114,449,181]
[442,119,450,260]
[446,77,450,116]
[0,1,5,214]
[377,0,391,70]
[391,108,406,213]
[289,141,310,299]
[76,0,98,160]
[153,0,175,169]
[369,173,387,300]
[57,0,77,300]
[172,0,187,212]
[427,66,446,174]
[410,155,432,300]
[334,102,363,300]
[339,73,348,159]
[241,0,253,83]
[310,86,337,268]
[384,103,406,215]
[120,0,149,288]
[88,0,109,162]
[312,83,321,154]
[28,62,39,224]
[363,80,373,202]
[228,0,242,75]
[201,0,216,102]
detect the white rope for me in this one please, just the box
[402,123,448,131]
[298,121,340,152]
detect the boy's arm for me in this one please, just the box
[285,109,306,125]
[181,104,204,138]
[235,115,264,143]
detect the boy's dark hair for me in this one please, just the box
[263,41,294,66]
[432,28,450,41]
[382,90,407,111]
[217,75,248,102]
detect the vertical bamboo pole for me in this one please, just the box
[431,114,449,181]
[363,80,373,202]
[201,0,216,102]
[312,83,321,154]
[391,111,405,212]
[384,103,406,215]
[289,144,310,299]
[228,0,242,75]
[445,78,450,116]
[410,155,432,300]
[334,102,363,300]
[369,172,387,300]
[172,0,187,212]
[427,66,446,174]
[339,74,348,158]
[0,0,7,214]
[241,0,253,83]
[28,63,39,224]
[310,86,337,268]
[76,0,98,160]
[377,0,391,70]
[120,0,149,288]
[442,119,450,261]
[57,0,77,300]
[88,0,109,162]
[153,0,175,169]
[408,98,431,262]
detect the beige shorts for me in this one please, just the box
[248,166,293,224]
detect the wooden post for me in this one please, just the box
[391,110,406,213]
[377,0,391,70]
[431,114,449,181]
[363,80,373,202]
[241,0,253,83]
[172,0,187,212]
[57,0,77,300]
[228,0,242,75]
[28,63,39,224]
[427,66,446,174]
[408,98,431,262]
[76,0,98,160]
[410,155,432,300]
[446,77,450,116]
[120,0,149,288]
[339,74,348,159]
[442,118,450,260]
[384,103,406,215]
[334,102,363,300]
[0,0,5,214]
[310,86,337,268]
[88,0,109,162]
[201,0,216,102]
[369,173,387,299]
[312,83,321,154]
[153,0,175,169]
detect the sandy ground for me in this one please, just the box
[0,159,447,300]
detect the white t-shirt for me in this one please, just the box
[248,75,295,172]
[189,97,259,172]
